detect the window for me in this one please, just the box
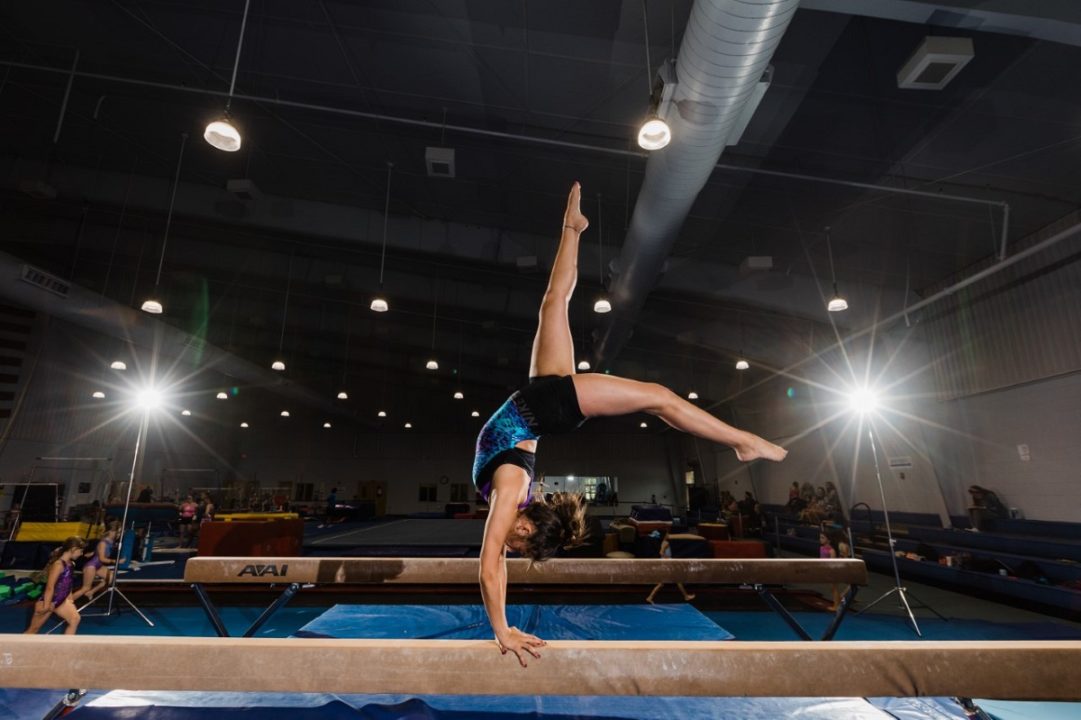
[418,485,437,502]
[449,483,469,502]
[546,476,615,502]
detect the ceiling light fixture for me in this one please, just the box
[280,410,290,417]
[203,0,251,152]
[377,410,387,418]
[92,390,106,399]
[687,390,698,400]
[323,422,332,429]
[404,422,413,429]
[735,358,750,371]
[337,305,352,400]
[593,193,612,314]
[110,360,127,370]
[825,226,848,312]
[471,410,480,418]
[640,421,648,428]
[426,284,439,370]
[181,409,192,416]
[453,391,464,400]
[240,421,249,428]
[216,391,228,400]
[271,248,294,372]
[636,5,675,151]
[142,132,188,314]
[577,359,591,371]
[371,162,393,312]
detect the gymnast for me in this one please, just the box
[474,182,787,666]
[24,536,86,635]
[74,521,119,602]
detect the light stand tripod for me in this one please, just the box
[74,409,155,627]
[854,422,944,636]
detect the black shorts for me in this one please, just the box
[517,375,586,435]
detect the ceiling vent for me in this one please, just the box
[21,264,70,298]
[515,255,539,272]
[227,178,263,201]
[425,147,456,178]
[17,179,57,200]
[897,37,974,90]
[739,255,773,277]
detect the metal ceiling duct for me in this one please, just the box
[594,0,800,366]
[0,249,349,418]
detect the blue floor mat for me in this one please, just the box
[295,604,733,641]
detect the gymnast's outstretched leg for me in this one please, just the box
[572,373,787,462]
[528,182,587,379]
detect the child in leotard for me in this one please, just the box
[74,521,119,602]
[24,536,86,635]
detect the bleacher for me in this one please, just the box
[766,505,1081,617]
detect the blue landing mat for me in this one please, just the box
[295,603,734,641]
[3,690,973,720]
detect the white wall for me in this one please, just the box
[921,371,1081,522]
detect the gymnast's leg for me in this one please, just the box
[572,373,787,462]
[528,182,588,379]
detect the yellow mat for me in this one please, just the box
[15,522,103,542]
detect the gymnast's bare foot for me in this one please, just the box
[734,433,788,463]
[563,182,589,234]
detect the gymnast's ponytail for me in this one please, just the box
[520,492,590,562]
[43,536,86,572]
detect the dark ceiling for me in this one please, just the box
[1,1,1079,429]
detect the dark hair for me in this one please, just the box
[518,492,589,562]
[45,536,86,570]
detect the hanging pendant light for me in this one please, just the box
[337,306,352,400]
[404,422,413,429]
[110,360,127,370]
[371,162,393,312]
[735,359,750,371]
[280,410,290,417]
[142,133,188,314]
[471,410,480,418]
[453,391,464,400]
[240,421,249,428]
[92,390,106,399]
[204,0,251,152]
[323,422,332,429]
[636,5,674,151]
[216,391,228,400]
[825,226,848,312]
[271,249,294,372]
[593,193,611,313]
[377,410,387,418]
[577,359,591,371]
[687,390,699,400]
[181,409,192,416]
[425,284,439,370]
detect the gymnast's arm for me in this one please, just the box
[478,485,543,666]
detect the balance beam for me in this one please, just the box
[3,635,1079,699]
[183,556,867,586]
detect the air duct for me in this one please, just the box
[0,250,351,419]
[594,0,799,366]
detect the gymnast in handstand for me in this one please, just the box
[474,182,788,667]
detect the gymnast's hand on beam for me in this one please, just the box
[497,626,546,668]
[563,182,589,234]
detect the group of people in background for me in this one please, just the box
[786,481,841,524]
[23,522,120,635]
